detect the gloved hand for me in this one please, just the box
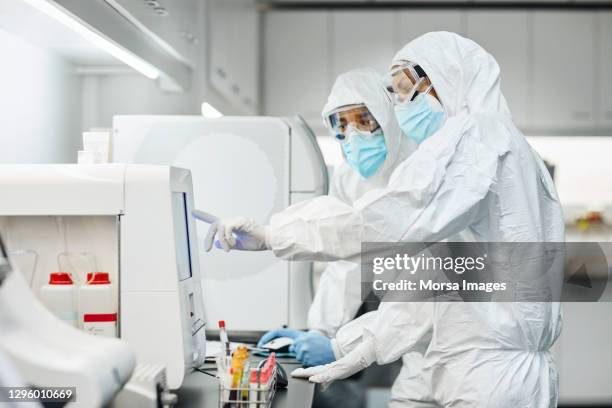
[204,217,270,252]
[291,338,376,388]
[290,332,336,367]
[257,328,305,348]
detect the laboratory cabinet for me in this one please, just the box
[207,0,231,100]
[330,11,396,79]
[397,10,466,46]
[262,9,612,135]
[532,11,597,133]
[207,0,260,114]
[159,0,200,68]
[107,0,200,67]
[598,11,612,129]
[465,11,530,129]
[264,11,330,124]
[263,10,468,131]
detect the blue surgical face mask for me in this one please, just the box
[394,93,446,144]
[341,129,387,179]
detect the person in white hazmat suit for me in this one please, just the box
[205,32,564,407]
[256,67,437,407]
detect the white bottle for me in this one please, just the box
[39,272,78,327]
[79,272,117,337]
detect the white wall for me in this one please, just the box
[0,28,81,163]
[80,74,200,130]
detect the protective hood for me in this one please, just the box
[322,67,414,179]
[392,31,511,118]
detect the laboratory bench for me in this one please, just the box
[177,358,314,408]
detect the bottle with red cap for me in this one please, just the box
[39,272,78,327]
[78,272,117,337]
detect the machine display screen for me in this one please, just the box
[172,192,193,281]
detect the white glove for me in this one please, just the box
[290,338,376,388]
[204,217,270,252]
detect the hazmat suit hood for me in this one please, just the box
[392,31,511,118]
[322,67,415,183]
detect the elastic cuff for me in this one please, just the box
[331,338,343,360]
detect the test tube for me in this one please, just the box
[219,320,230,357]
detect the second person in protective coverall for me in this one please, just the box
[204,32,565,407]
[257,67,437,407]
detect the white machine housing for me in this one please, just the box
[0,164,206,389]
[113,115,329,333]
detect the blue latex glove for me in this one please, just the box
[257,328,305,348]
[290,332,336,368]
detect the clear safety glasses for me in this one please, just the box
[385,62,432,106]
[325,104,381,141]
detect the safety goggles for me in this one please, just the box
[325,104,381,141]
[385,61,431,106]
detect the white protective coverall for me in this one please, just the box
[309,67,413,337]
[271,32,565,407]
[310,67,437,407]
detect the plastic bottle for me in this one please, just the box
[39,272,78,327]
[79,272,117,337]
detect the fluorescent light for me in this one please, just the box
[201,102,223,119]
[21,0,160,79]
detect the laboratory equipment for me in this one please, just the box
[80,272,116,337]
[39,272,78,327]
[260,337,294,353]
[112,115,329,333]
[274,363,289,389]
[57,251,97,283]
[0,164,206,389]
[110,363,176,408]
[219,320,230,357]
[81,130,112,164]
[0,232,136,407]
[217,351,279,407]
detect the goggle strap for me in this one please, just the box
[414,65,427,78]
[407,77,426,101]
